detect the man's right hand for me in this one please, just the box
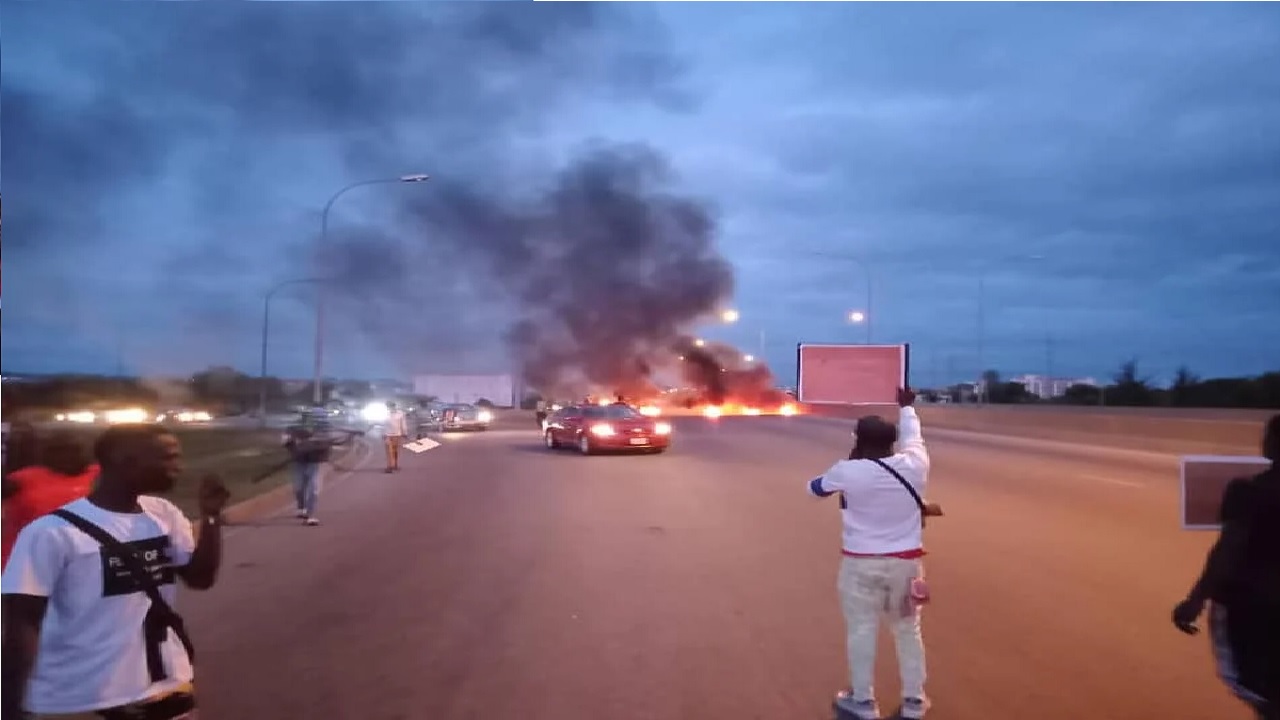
[897,386,917,408]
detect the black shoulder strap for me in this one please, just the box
[868,458,926,512]
[51,509,196,678]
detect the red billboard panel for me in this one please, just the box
[796,343,909,405]
[1179,455,1270,530]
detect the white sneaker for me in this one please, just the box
[900,697,929,719]
[296,509,307,519]
[304,517,319,526]
[834,690,879,720]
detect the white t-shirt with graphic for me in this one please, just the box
[0,496,196,713]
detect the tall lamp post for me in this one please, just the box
[261,278,324,421]
[312,174,430,405]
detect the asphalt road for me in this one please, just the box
[180,412,1245,720]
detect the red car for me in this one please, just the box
[543,403,672,455]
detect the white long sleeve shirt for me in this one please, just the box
[807,406,930,556]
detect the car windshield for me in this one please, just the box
[583,405,639,420]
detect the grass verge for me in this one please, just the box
[52,426,316,518]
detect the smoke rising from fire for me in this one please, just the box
[322,143,741,396]
[675,339,789,407]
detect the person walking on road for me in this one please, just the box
[807,387,940,720]
[383,401,408,474]
[534,399,549,430]
[2,432,99,569]
[283,416,332,526]
[1,423,230,720]
[1173,413,1280,720]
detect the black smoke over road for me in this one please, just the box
[2,2,722,377]
[322,143,736,393]
[675,339,788,407]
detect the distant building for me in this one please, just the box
[1010,374,1098,399]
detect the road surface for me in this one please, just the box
[181,412,1245,719]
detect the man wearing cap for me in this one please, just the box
[807,387,937,720]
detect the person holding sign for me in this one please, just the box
[1173,414,1280,720]
[807,387,941,720]
[1,424,230,720]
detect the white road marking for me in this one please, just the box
[403,438,441,453]
[1079,473,1144,488]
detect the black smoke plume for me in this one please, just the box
[675,338,789,407]
[323,143,737,395]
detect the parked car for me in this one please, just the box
[438,403,493,432]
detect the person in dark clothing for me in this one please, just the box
[1173,414,1280,720]
[283,418,332,526]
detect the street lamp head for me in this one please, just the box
[720,309,740,324]
[399,174,431,183]
[744,354,755,363]
[694,338,706,347]
[848,311,866,324]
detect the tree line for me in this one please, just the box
[931,361,1280,409]
[1,367,365,420]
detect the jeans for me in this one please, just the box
[1210,603,1277,719]
[837,555,927,703]
[292,462,321,517]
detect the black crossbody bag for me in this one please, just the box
[52,509,196,682]
[868,459,926,513]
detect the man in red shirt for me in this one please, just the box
[1,432,98,568]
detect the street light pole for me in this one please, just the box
[261,278,323,422]
[977,274,986,404]
[312,174,430,405]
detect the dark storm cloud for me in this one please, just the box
[5,2,1280,382]
[1,1,706,376]
[1,1,691,253]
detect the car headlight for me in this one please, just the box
[104,408,150,424]
[654,422,672,435]
[589,423,615,437]
[361,403,390,422]
[477,410,493,423]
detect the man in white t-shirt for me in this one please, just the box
[1,423,230,720]
[808,387,939,720]
[382,402,408,474]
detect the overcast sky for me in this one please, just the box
[3,2,1278,387]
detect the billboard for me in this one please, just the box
[1179,455,1270,530]
[796,343,910,405]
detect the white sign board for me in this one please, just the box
[1179,455,1270,530]
[403,438,441,454]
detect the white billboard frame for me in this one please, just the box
[796,342,910,405]
[1179,454,1270,531]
